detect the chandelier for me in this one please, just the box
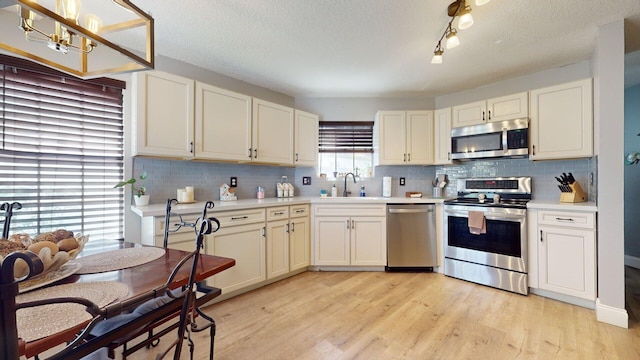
[0,0,154,79]
[431,0,490,64]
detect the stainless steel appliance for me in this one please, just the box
[451,118,529,160]
[443,177,531,295]
[386,204,437,271]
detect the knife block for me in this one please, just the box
[559,181,587,203]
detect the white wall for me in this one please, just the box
[294,97,435,121]
[594,20,627,328]
[435,60,591,108]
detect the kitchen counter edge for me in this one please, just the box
[130,196,450,217]
[527,200,597,212]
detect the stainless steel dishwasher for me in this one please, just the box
[386,204,437,271]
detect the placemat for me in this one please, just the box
[72,247,166,274]
[17,281,129,342]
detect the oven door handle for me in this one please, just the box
[445,211,525,221]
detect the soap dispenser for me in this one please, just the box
[331,184,337,197]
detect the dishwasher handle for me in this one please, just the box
[388,207,434,214]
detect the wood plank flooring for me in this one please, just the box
[120,269,640,359]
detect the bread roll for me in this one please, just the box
[33,232,57,243]
[53,229,74,241]
[57,238,79,252]
[28,241,58,256]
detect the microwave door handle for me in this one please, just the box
[502,128,508,153]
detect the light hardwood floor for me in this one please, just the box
[124,270,640,360]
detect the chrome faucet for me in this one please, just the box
[343,172,357,197]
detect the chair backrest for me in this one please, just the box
[1,202,22,239]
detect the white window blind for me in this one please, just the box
[0,56,125,241]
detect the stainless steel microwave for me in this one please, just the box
[450,118,529,160]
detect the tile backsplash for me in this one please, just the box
[135,156,595,204]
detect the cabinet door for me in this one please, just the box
[406,111,434,165]
[434,108,452,165]
[252,98,294,164]
[452,100,486,127]
[529,79,593,160]
[487,92,528,122]
[290,216,310,271]
[266,219,289,279]
[294,110,319,166]
[195,82,252,161]
[313,216,349,266]
[134,71,194,158]
[350,216,386,266]
[374,111,406,165]
[538,226,596,300]
[206,222,266,294]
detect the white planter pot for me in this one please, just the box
[134,195,150,206]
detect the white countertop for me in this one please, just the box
[131,196,449,217]
[527,200,597,212]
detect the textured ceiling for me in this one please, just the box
[16,0,640,97]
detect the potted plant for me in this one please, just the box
[114,171,150,206]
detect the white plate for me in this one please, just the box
[19,262,82,294]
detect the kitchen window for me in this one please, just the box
[318,121,373,179]
[0,55,125,242]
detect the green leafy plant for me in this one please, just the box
[114,171,147,197]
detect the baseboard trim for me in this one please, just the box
[624,254,640,269]
[596,298,629,328]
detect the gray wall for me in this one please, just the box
[625,84,640,258]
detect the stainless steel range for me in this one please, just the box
[443,177,531,295]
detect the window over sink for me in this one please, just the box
[318,121,373,179]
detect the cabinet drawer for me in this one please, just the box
[314,204,386,217]
[290,204,310,218]
[215,208,266,227]
[154,213,200,236]
[537,210,595,229]
[267,206,289,221]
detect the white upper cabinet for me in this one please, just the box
[452,92,528,128]
[195,82,252,161]
[252,98,294,165]
[529,79,593,160]
[434,108,452,165]
[374,110,434,165]
[294,110,319,166]
[133,71,195,158]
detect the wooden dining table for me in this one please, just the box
[0,240,235,359]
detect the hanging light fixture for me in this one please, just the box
[445,26,460,49]
[0,0,154,79]
[430,0,490,64]
[431,42,443,64]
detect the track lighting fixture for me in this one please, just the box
[431,0,490,64]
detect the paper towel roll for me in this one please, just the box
[382,176,392,197]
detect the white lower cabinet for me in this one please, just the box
[265,205,311,278]
[206,209,266,294]
[528,208,596,302]
[313,204,386,267]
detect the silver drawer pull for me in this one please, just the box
[231,216,249,220]
[555,217,574,222]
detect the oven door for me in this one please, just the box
[444,204,527,273]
